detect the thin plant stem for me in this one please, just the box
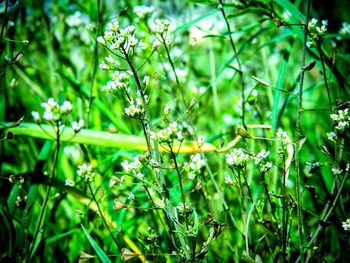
[240,169,261,220]
[295,1,311,262]
[317,44,331,107]
[0,0,9,43]
[160,34,187,107]
[169,143,188,230]
[24,122,61,262]
[87,0,100,127]
[296,171,349,263]
[88,184,122,252]
[218,1,246,128]
[281,150,287,263]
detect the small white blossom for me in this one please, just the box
[75,209,83,217]
[97,36,105,45]
[224,175,233,185]
[72,119,84,132]
[164,104,171,115]
[133,5,154,19]
[152,18,170,34]
[332,167,343,175]
[260,162,273,173]
[342,219,350,230]
[327,132,336,141]
[128,192,135,200]
[60,101,73,113]
[176,131,184,142]
[226,148,249,168]
[77,163,95,182]
[65,179,75,187]
[31,111,41,123]
[143,75,150,86]
[255,149,270,164]
[197,135,205,148]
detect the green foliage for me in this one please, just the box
[1,0,350,262]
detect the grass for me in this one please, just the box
[1,0,350,262]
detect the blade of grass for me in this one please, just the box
[1,122,217,153]
[80,224,112,263]
[272,35,295,132]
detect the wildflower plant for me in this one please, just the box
[1,1,350,263]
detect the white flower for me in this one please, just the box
[164,104,171,115]
[65,179,75,187]
[97,36,105,45]
[136,172,144,180]
[143,75,150,86]
[77,163,95,182]
[342,219,350,230]
[260,162,273,173]
[133,5,154,19]
[152,18,170,34]
[128,192,135,200]
[197,135,205,148]
[108,21,119,31]
[99,61,110,70]
[255,149,270,164]
[224,175,233,185]
[332,167,343,175]
[176,131,184,142]
[72,119,84,132]
[31,111,41,123]
[327,132,336,141]
[226,148,249,168]
[75,209,83,217]
[105,55,115,64]
[60,101,73,113]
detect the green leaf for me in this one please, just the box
[173,9,220,33]
[46,229,77,245]
[272,36,295,132]
[1,122,217,153]
[80,224,112,263]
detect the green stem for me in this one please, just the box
[169,143,188,230]
[88,184,122,252]
[218,1,246,128]
[297,171,349,262]
[160,34,187,107]
[87,0,100,128]
[295,1,311,261]
[317,44,331,107]
[24,122,61,262]
[0,0,9,43]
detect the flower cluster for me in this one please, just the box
[254,149,273,173]
[330,108,350,131]
[109,175,125,188]
[97,21,138,54]
[101,70,133,93]
[343,219,350,231]
[226,148,250,169]
[152,18,170,35]
[77,163,95,183]
[124,97,146,118]
[32,98,73,123]
[150,122,183,143]
[339,22,350,38]
[183,153,206,180]
[176,202,193,217]
[120,156,144,180]
[307,18,328,48]
[133,5,154,20]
